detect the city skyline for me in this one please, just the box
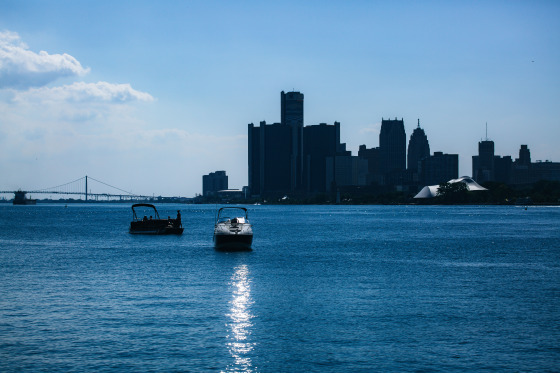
[1,1,559,197]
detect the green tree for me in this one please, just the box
[437,181,468,204]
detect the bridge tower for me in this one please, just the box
[85,175,88,201]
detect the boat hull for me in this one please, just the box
[129,220,183,235]
[213,233,253,250]
[130,227,184,235]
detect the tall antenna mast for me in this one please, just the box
[485,122,488,141]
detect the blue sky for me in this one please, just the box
[1,0,559,197]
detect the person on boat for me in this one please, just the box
[176,210,181,227]
[143,216,148,221]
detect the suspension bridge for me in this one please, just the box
[0,176,189,203]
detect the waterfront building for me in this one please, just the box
[379,118,406,186]
[216,189,245,200]
[518,144,531,165]
[325,155,368,193]
[358,145,382,185]
[303,122,349,194]
[494,155,512,184]
[247,91,305,197]
[472,142,560,186]
[472,140,495,183]
[531,161,560,182]
[511,145,531,185]
[419,152,459,186]
[202,171,228,196]
[248,121,292,196]
[281,91,304,190]
[407,120,430,172]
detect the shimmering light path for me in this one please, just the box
[226,265,255,372]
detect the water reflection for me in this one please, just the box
[225,264,255,372]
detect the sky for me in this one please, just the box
[1,0,559,197]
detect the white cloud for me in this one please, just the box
[359,122,381,134]
[0,31,90,89]
[14,81,154,103]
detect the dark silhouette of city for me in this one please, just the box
[204,90,560,203]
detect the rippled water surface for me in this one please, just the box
[1,204,559,372]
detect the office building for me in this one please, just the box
[326,155,368,193]
[419,152,459,186]
[247,91,305,197]
[303,122,349,194]
[379,118,406,186]
[248,121,292,196]
[202,170,228,196]
[281,91,304,190]
[472,140,495,183]
[494,155,512,184]
[511,144,560,184]
[407,120,430,172]
[358,145,381,185]
[511,145,531,185]
[518,144,531,165]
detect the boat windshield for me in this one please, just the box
[132,204,160,221]
[216,208,248,223]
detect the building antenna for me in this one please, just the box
[485,122,488,141]
[418,118,420,128]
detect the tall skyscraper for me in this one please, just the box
[407,119,430,172]
[303,122,348,193]
[281,91,304,190]
[472,140,495,183]
[247,91,305,197]
[281,91,304,127]
[379,118,406,185]
[248,121,292,196]
[518,144,531,165]
[358,145,381,185]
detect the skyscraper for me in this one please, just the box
[303,122,348,193]
[518,144,531,165]
[379,118,406,185]
[281,91,304,190]
[247,91,305,197]
[248,121,292,196]
[407,119,430,172]
[472,140,495,183]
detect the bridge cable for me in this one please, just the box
[87,176,136,196]
[35,176,86,192]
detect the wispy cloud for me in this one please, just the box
[0,30,90,89]
[359,122,381,134]
[14,81,154,103]
[0,31,154,122]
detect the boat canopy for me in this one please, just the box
[131,203,161,220]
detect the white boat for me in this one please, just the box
[213,207,253,250]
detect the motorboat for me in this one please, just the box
[213,207,253,250]
[129,204,183,235]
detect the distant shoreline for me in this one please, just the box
[2,200,559,206]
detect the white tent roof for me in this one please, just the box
[414,176,487,198]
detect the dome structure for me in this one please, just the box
[414,176,487,198]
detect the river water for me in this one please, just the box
[0,204,559,372]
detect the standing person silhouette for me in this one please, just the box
[176,210,182,227]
